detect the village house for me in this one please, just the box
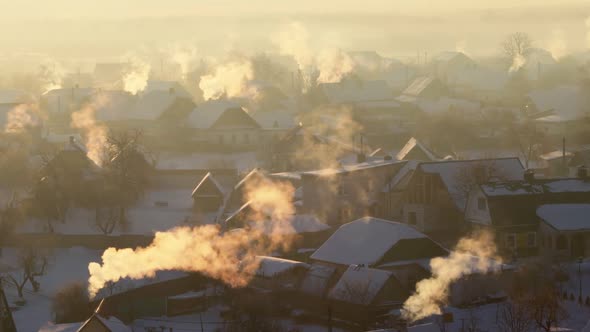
[402,158,524,235]
[465,172,590,258]
[537,204,590,259]
[528,85,590,139]
[300,159,406,224]
[430,51,477,83]
[310,217,446,292]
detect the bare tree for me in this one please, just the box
[530,287,568,332]
[0,194,23,257]
[4,247,48,298]
[501,32,533,63]
[103,130,151,225]
[52,282,91,323]
[454,161,508,201]
[496,297,533,332]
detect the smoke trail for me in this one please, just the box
[70,96,109,166]
[199,59,255,100]
[316,49,355,84]
[402,231,502,322]
[508,54,526,73]
[4,104,40,134]
[547,28,567,60]
[274,22,315,91]
[123,56,151,95]
[39,60,65,94]
[170,44,199,81]
[87,179,295,298]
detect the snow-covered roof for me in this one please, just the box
[318,79,393,104]
[480,178,590,197]
[250,110,295,129]
[92,90,135,122]
[538,204,590,231]
[39,322,82,332]
[400,76,435,97]
[327,265,393,305]
[418,158,524,210]
[255,256,310,278]
[93,315,131,332]
[382,160,419,193]
[432,51,472,63]
[529,85,589,123]
[310,217,426,266]
[416,97,481,115]
[301,159,403,177]
[140,80,192,99]
[129,90,177,121]
[187,99,241,129]
[396,137,439,161]
[539,150,574,161]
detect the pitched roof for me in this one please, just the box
[129,90,178,120]
[396,137,440,161]
[191,172,225,197]
[328,265,393,305]
[537,204,590,231]
[400,76,436,97]
[418,158,525,210]
[140,80,192,99]
[432,51,472,63]
[300,263,336,295]
[301,159,404,177]
[255,256,310,278]
[382,160,419,192]
[187,99,241,129]
[250,110,296,129]
[480,178,590,197]
[310,217,426,266]
[209,107,260,130]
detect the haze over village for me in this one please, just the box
[2,1,590,331]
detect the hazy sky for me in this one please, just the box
[3,0,588,19]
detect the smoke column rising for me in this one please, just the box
[199,59,255,100]
[402,231,502,322]
[123,56,151,95]
[87,179,295,298]
[70,96,109,166]
[4,104,39,134]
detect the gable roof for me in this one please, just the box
[301,159,404,177]
[328,265,393,305]
[140,80,192,99]
[187,99,241,129]
[432,51,473,63]
[255,256,310,278]
[400,76,435,97]
[418,158,525,210]
[480,178,590,197]
[318,79,393,104]
[78,313,130,332]
[537,204,590,231]
[210,107,260,130]
[310,217,426,266]
[396,137,440,161]
[191,172,225,198]
[382,160,419,193]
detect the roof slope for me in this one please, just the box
[328,265,393,305]
[311,217,426,266]
[210,107,260,130]
[419,158,524,210]
[481,178,590,197]
[396,137,440,161]
[537,204,590,231]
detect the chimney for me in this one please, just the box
[524,169,535,182]
[578,165,588,179]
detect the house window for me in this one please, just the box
[506,234,516,249]
[244,133,249,144]
[408,211,417,225]
[477,198,487,210]
[527,232,536,247]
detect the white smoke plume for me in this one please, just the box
[274,22,315,91]
[402,231,502,322]
[547,28,567,60]
[455,40,467,54]
[199,58,255,100]
[316,49,355,84]
[123,56,151,95]
[4,104,40,134]
[170,44,199,80]
[39,60,65,94]
[70,96,109,166]
[87,179,295,298]
[508,53,526,73]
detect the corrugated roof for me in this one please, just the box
[328,265,393,305]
